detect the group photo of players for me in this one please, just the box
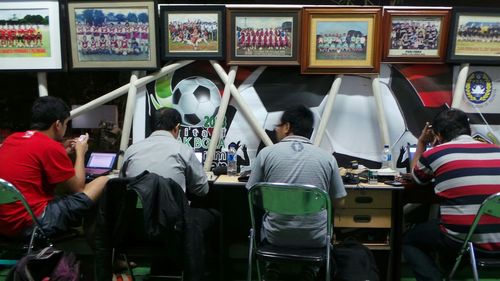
[234,16,293,57]
[167,13,219,52]
[315,21,368,60]
[74,8,151,61]
[0,9,50,57]
[454,17,500,56]
[390,19,440,51]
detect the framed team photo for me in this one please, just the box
[447,8,500,64]
[226,7,301,65]
[301,7,382,74]
[0,0,63,71]
[67,0,158,70]
[159,5,225,60]
[382,7,451,64]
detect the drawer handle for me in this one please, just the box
[355,196,373,204]
[353,215,372,223]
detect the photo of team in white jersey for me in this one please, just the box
[73,7,150,62]
[234,16,293,57]
[389,17,441,57]
[315,21,368,60]
[0,9,50,57]
[167,13,219,53]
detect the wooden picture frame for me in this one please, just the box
[159,5,225,60]
[0,0,64,71]
[447,7,500,64]
[301,7,382,74]
[382,7,451,64]
[226,7,301,66]
[67,0,158,70]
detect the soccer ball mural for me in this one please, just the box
[172,76,221,127]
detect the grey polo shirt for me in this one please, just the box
[123,130,208,196]
[246,135,346,247]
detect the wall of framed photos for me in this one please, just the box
[1,2,500,72]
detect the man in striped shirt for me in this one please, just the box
[403,108,500,281]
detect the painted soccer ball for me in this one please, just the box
[172,76,221,127]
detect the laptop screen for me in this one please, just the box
[87,153,116,169]
[195,152,203,164]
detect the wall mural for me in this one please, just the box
[143,61,500,172]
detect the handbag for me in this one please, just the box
[7,246,80,281]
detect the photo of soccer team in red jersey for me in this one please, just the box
[234,16,293,58]
[167,14,219,53]
[0,9,50,57]
[73,7,151,62]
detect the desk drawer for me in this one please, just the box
[344,189,392,209]
[334,208,391,228]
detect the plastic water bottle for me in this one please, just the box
[227,147,237,176]
[381,145,392,169]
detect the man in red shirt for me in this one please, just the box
[0,96,109,238]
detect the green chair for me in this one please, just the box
[247,182,333,281]
[0,178,50,266]
[448,192,500,281]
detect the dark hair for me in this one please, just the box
[432,108,471,142]
[30,96,70,130]
[281,105,314,138]
[152,107,182,131]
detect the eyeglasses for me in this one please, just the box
[274,123,285,129]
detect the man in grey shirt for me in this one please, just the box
[122,107,217,277]
[246,105,346,281]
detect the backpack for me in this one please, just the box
[332,237,380,281]
[6,246,80,281]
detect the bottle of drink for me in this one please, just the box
[227,147,237,176]
[381,144,392,169]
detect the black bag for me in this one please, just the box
[332,238,380,281]
[6,246,80,281]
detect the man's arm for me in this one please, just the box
[411,122,434,171]
[59,134,88,193]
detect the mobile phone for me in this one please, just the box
[78,134,88,142]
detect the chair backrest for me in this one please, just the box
[0,178,42,231]
[248,182,332,236]
[462,192,500,248]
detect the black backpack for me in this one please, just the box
[332,237,380,281]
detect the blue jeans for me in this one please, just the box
[403,219,461,281]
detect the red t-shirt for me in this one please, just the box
[0,131,75,237]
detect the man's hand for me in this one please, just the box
[74,133,89,156]
[417,122,435,146]
[64,138,77,154]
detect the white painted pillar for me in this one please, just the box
[372,75,390,148]
[117,71,141,168]
[204,66,237,172]
[451,63,470,109]
[313,75,343,146]
[210,60,273,146]
[37,72,48,97]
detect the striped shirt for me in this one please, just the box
[413,135,500,251]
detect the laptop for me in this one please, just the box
[85,152,117,177]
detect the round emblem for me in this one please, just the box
[465,71,492,104]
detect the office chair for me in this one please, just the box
[95,175,187,281]
[448,192,500,281]
[0,178,50,266]
[247,182,333,281]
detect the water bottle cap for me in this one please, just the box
[384,145,389,148]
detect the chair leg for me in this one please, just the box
[326,242,331,281]
[247,229,254,281]
[468,242,479,281]
[448,247,467,280]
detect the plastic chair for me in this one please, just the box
[0,178,50,266]
[247,182,332,281]
[448,192,500,281]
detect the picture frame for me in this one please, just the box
[67,0,158,70]
[226,7,301,66]
[0,0,64,71]
[159,5,225,60]
[301,7,382,74]
[382,7,451,64]
[447,8,500,64]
